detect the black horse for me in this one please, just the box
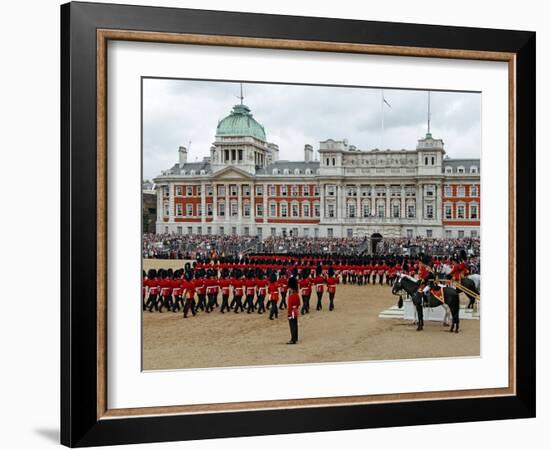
[391,275,461,333]
[454,277,479,309]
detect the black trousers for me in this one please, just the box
[145,293,157,312]
[256,295,266,313]
[233,295,244,313]
[279,293,287,309]
[301,295,310,314]
[316,291,323,310]
[288,318,298,343]
[159,295,172,312]
[366,274,370,284]
[172,295,183,312]
[220,294,230,313]
[196,294,207,311]
[329,292,335,311]
[269,301,278,319]
[183,297,196,318]
[206,293,216,312]
[245,295,255,313]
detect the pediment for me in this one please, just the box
[211,166,255,180]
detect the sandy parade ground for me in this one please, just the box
[142,259,480,371]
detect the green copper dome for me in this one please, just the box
[216,104,266,141]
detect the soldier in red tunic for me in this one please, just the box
[231,271,245,313]
[278,271,288,310]
[219,270,232,313]
[313,266,325,311]
[244,270,257,314]
[299,269,312,315]
[326,267,338,311]
[286,276,301,344]
[182,271,197,318]
[268,272,280,320]
[255,270,268,314]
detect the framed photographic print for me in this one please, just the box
[61,1,536,447]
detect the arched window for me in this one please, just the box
[283,168,290,175]
[294,168,300,175]
[326,158,329,166]
[445,166,453,174]
[189,170,195,175]
[305,168,312,175]
[470,166,478,173]
[272,168,279,175]
[457,166,465,174]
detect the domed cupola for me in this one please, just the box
[216,104,267,142]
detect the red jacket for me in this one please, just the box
[287,292,301,318]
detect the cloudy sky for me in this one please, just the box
[143,78,481,181]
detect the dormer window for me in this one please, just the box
[457,166,465,174]
[294,168,300,175]
[445,166,453,174]
[470,166,478,173]
[283,168,290,175]
[272,168,279,175]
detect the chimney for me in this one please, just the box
[178,146,187,165]
[304,144,313,162]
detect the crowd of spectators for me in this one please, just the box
[143,233,480,260]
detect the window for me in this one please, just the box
[425,185,435,196]
[327,185,335,196]
[347,185,357,197]
[256,204,263,217]
[177,226,182,235]
[175,186,183,196]
[206,185,213,196]
[291,185,298,196]
[314,185,320,196]
[458,230,465,238]
[217,185,225,196]
[270,202,276,217]
[281,185,288,196]
[445,204,452,219]
[283,168,290,175]
[457,185,465,197]
[457,205,465,219]
[292,227,299,236]
[431,156,435,165]
[291,203,299,217]
[294,168,300,175]
[445,166,453,174]
[425,156,428,165]
[197,204,202,217]
[470,185,479,197]
[272,169,279,175]
[207,204,213,216]
[189,170,195,176]
[207,226,212,235]
[347,228,353,238]
[303,228,309,237]
[197,226,202,235]
[303,185,310,196]
[186,204,193,216]
[377,203,385,218]
[197,185,202,196]
[406,229,413,238]
[457,166,465,174]
[407,204,416,219]
[348,203,356,218]
[219,226,224,235]
[230,185,237,196]
[231,202,238,217]
[426,204,434,219]
[271,227,276,237]
[332,158,336,166]
[375,186,386,197]
[176,204,183,216]
[327,204,335,218]
[445,230,452,238]
[305,169,312,175]
[327,228,334,238]
[392,203,400,218]
[269,185,276,196]
[187,226,193,234]
[471,230,478,237]
[470,166,478,173]
[280,203,288,217]
[426,229,433,238]
[257,227,262,239]
[444,185,452,197]
[163,186,169,197]
[243,185,250,196]
[243,227,249,236]
[243,202,250,217]
[232,227,237,236]
[255,185,263,196]
[470,204,478,219]
[405,185,416,197]
[219,202,225,217]
[314,203,320,217]
[238,149,243,161]
[303,203,310,217]
[362,202,370,217]
[186,186,193,196]
[164,226,169,233]
[314,228,319,238]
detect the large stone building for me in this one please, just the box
[153,101,480,240]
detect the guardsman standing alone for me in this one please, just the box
[268,272,279,320]
[286,277,300,344]
[326,267,338,311]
